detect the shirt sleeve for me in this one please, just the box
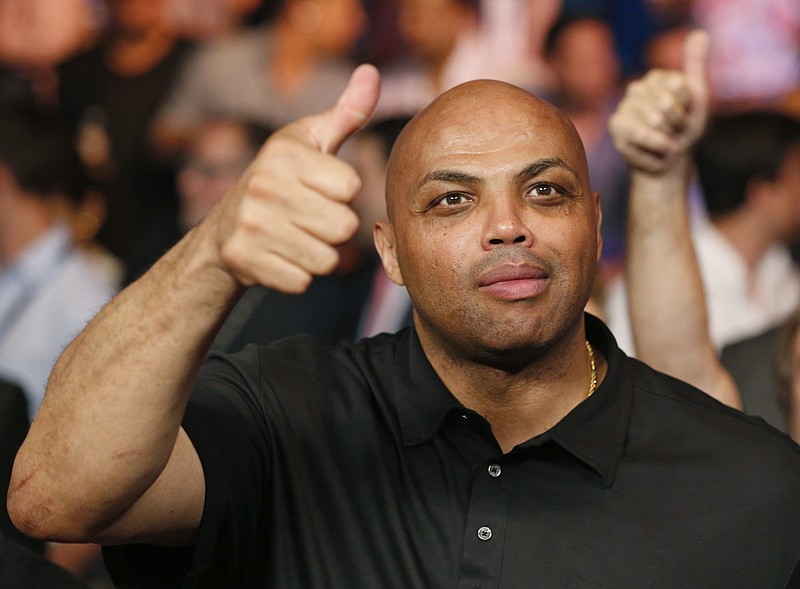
[103,345,271,588]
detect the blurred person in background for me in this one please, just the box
[372,0,481,120]
[693,0,800,112]
[543,12,629,285]
[776,309,800,440]
[57,0,195,272]
[0,0,99,111]
[0,109,119,420]
[163,0,261,42]
[127,118,271,282]
[151,0,366,158]
[606,110,800,357]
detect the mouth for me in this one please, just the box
[477,264,549,300]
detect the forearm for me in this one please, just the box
[9,223,241,540]
[626,167,741,408]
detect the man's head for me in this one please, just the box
[0,109,86,205]
[177,119,270,230]
[398,0,479,69]
[545,14,621,110]
[696,111,800,239]
[278,0,366,57]
[374,80,601,367]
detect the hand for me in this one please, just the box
[608,30,710,175]
[206,64,381,293]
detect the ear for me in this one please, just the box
[373,221,405,286]
[592,191,603,262]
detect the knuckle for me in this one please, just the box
[283,272,313,294]
[219,237,247,272]
[317,248,341,275]
[242,172,276,201]
[331,209,360,243]
[345,169,363,199]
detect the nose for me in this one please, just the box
[482,197,534,250]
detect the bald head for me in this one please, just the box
[373,78,602,366]
[385,79,590,220]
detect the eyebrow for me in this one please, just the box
[513,158,577,184]
[416,169,483,189]
[416,157,578,190]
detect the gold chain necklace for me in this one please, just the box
[585,340,597,398]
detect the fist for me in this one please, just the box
[206,64,381,293]
[608,30,710,175]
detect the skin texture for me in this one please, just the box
[8,67,605,549]
[608,31,741,409]
[376,81,604,446]
[8,65,380,547]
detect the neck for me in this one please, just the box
[713,211,776,271]
[0,197,57,265]
[418,323,604,453]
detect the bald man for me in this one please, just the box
[9,66,800,588]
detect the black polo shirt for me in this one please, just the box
[104,315,800,588]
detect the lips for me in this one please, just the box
[477,264,548,287]
[477,263,549,300]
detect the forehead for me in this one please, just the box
[389,82,588,188]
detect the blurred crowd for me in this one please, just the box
[0,0,799,586]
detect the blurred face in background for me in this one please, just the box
[289,0,366,55]
[177,120,256,229]
[549,19,621,109]
[398,0,476,65]
[109,0,168,34]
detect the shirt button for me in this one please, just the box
[477,526,492,541]
[487,464,501,478]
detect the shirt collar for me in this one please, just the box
[538,314,633,488]
[2,224,72,285]
[392,314,633,488]
[393,328,463,447]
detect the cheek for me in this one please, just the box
[398,229,470,298]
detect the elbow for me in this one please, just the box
[7,473,98,543]
[7,483,55,541]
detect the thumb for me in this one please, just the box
[683,29,710,115]
[313,63,381,155]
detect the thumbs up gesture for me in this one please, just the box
[204,64,381,293]
[609,30,710,175]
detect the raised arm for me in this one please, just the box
[608,32,741,408]
[8,65,381,546]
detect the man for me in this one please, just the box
[9,63,800,588]
[373,0,481,120]
[58,0,195,268]
[0,110,119,419]
[607,30,800,424]
[607,30,742,411]
[151,0,366,157]
[605,97,800,357]
[543,13,629,279]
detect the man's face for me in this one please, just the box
[773,143,800,240]
[376,81,602,366]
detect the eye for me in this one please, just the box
[435,192,472,207]
[526,182,572,203]
[531,183,561,197]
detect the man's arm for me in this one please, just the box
[608,32,741,408]
[8,65,382,546]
